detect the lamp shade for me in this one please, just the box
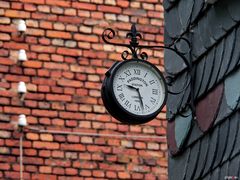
[17,20,26,32]
[18,81,27,94]
[18,114,27,127]
[18,49,27,61]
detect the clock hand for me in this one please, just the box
[125,84,138,90]
[136,88,144,110]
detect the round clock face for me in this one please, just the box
[111,60,166,117]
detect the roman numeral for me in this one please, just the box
[145,104,150,109]
[119,93,125,101]
[118,76,125,82]
[144,73,148,78]
[117,85,123,91]
[152,89,158,95]
[124,100,131,108]
[150,97,156,104]
[149,80,155,85]
[134,105,141,111]
[124,70,131,77]
[134,69,140,75]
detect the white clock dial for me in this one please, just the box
[112,60,166,116]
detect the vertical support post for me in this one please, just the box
[19,133,23,180]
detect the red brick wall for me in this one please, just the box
[0,0,167,179]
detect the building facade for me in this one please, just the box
[0,0,167,179]
[165,0,240,179]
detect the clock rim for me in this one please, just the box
[102,59,167,124]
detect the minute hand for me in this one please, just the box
[136,89,144,110]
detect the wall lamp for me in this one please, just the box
[17,19,26,37]
[18,81,27,102]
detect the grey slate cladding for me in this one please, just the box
[165,0,240,179]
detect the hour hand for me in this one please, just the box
[125,84,138,90]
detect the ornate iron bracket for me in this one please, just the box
[102,23,195,119]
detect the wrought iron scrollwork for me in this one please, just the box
[102,23,195,119]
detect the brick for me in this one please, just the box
[74,34,98,42]
[40,166,52,174]
[0,131,11,138]
[98,5,122,13]
[23,61,42,68]
[61,144,86,151]
[59,112,84,120]
[5,10,30,18]
[51,6,64,14]
[32,110,58,117]
[46,30,71,39]
[72,2,96,10]
[20,0,44,4]
[46,0,71,7]
[58,16,83,24]
[40,134,53,141]
[33,141,59,149]
[46,94,71,102]
[4,42,29,50]
[57,47,82,57]
[4,106,30,115]
[57,79,83,88]
[26,133,39,140]
[0,33,10,40]
[0,1,10,8]
[24,3,37,11]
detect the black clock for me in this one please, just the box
[101,59,167,124]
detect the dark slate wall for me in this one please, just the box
[164,0,240,179]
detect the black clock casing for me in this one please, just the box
[101,59,167,125]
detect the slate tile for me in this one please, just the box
[202,173,211,180]
[222,113,239,163]
[217,29,236,83]
[186,120,203,147]
[227,26,240,74]
[174,108,192,149]
[208,39,225,89]
[184,141,200,180]
[193,133,210,179]
[228,155,240,178]
[165,6,182,38]
[163,0,173,11]
[194,58,206,99]
[224,68,240,110]
[192,24,207,58]
[211,168,220,180]
[164,29,174,47]
[190,0,205,24]
[198,16,213,48]
[207,6,226,41]
[198,47,216,97]
[166,72,189,119]
[219,161,229,180]
[202,126,219,177]
[230,111,240,159]
[227,0,240,22]
[164,48,187,75]
[216,1,236,31]
[168,148,190,180]
[178,0,194,32]
[196,83,224,132]
[214,95,232,125]
[167,120,178,155]
[212,118,229,169]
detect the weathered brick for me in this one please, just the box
[46,30,71,39]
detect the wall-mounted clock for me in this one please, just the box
[101,59,167,124]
